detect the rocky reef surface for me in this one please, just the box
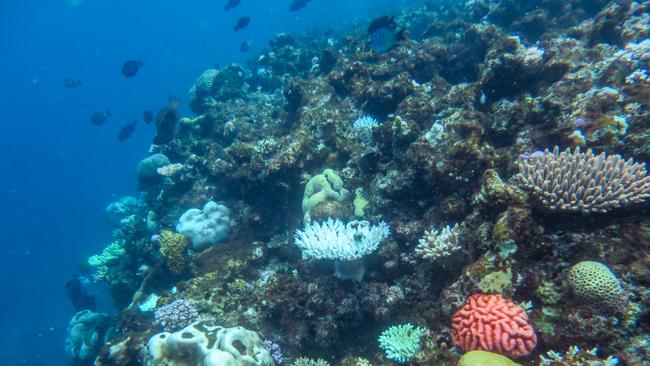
[74,1,650,366]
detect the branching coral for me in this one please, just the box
[378,323,426,364]
[517,147,650,213]
[414,224,461,260]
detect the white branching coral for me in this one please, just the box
[295,219,389,260]
[294,219,390,281]
[353,115,379,145]
[415,224,461,259]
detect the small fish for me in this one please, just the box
[289,0,312,11]
[89,110,111,126]
[368,15,405,53]
[63,77,82,89]
[65,275,96,312]
[118,120,137,142]
[240,40,250,53]
[143,110,154,124]
[233,16,250,31]
[223,0,241,11]
[121,60,143,77]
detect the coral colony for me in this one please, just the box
[67,2,650,366]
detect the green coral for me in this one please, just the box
[568,261,629,314]
[302,169,350,221]
[478,268,513,294]
[457,351,521,366]
[159,230,188,275]
[88,242,125,267]
[353,188,369,217]
[378,323,426,364]
[537,281,561,305]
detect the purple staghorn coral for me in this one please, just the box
[262,339,283,365]
[517,146,650,213]
[154,299,198,331]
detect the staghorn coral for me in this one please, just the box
[154,299,198,332]
[415,224,461,260]
[378,323,426,364]
[567,261,629,314]
[451,294,537,358]
[158,230,188,275]
[292,358,330,366]
[517,147,650,213]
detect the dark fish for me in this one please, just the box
[143,110,154,124]
[367,16,405,53]
[63,77,82,89]
[65,275,96,312]
[289,0,312,11]
[154,107,178,145]
[121,60,143,77]
[223,0,241,11]
[233,16,250,31]
[89,110,111,126]
[240,40,250,53]
[118,120,137,142]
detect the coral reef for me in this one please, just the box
[157,230,188,275]
[80,1,650,365]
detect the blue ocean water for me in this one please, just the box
[0,1,413,364]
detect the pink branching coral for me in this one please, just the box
[451,294,537,358]
[517,146,650,213]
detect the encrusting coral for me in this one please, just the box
[158,230,187,275]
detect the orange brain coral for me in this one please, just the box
[451,294,537,358]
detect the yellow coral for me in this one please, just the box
[353,188,369,217]
[159,230,188,275]
[457,351,521,366]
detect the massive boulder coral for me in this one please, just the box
[144,321,274,366]
[176,201,231,250]
[451,294,537,358]
[568,260,629,314]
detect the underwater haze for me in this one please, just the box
[2,0,649,366]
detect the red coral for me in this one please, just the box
[451,294,537,358]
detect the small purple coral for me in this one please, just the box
[262,339,283,365]
[154,299,198,331]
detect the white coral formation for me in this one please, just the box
[294,218,389,261]
[517,147,650,213]
[145,321,274,366]
[176,201,231,250]
[415,224,461,259]
[157,163,184,177]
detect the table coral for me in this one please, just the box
[451,294,537,358]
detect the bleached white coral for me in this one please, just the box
[295,218,389,261]
[353,115,379,145]
[415,224,461,259]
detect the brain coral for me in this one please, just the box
[451,294,537,358]
[568,261,628,314]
